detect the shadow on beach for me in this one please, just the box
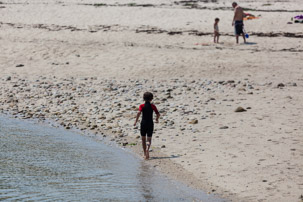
[149,155,180,160]
[245,42,257,45]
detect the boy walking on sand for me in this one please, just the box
[134,92,160,160]
[214,18,220,43]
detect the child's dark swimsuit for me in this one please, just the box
[139,101,159,137]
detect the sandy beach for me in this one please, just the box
[1,0,303,201]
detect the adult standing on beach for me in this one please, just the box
[232,2,246,44]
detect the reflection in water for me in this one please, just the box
[138,163,154,201]
[0,116,225,201]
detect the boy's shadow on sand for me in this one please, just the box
[149,155,180,160]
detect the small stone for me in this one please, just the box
[235,107,246,112]
[167,94,173,99]
[161,145,166,148]
[219,126,229,129]
[6,76,11,81]
[189,119,198,124]
[16,64,24,67]
[218,81,224,84]
[90,125,97,130]
[277,83,285,88]
[136,135,140,139]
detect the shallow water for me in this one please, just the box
[0,115,224,201]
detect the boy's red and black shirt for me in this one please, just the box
[138,102,159,122]
[139,103,159,114]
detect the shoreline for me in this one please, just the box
[0,114,220,201]
[0,106,228,201]
[0,75,237,199]
[0,75,255,200]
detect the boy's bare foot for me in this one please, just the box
[145,143,150,160]
[145,149,149,160]
[143,150,146,159]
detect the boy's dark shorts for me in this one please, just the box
[140,122,154,137]
[235,21,244,35]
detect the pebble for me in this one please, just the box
[219,126,229,129]
[235,107,247,112]
[0,76,261,154]
[189,119,198,124]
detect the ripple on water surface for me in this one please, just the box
[0,116,224,201]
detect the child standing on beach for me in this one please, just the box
[134,92,160,160]
[214,18,220,43]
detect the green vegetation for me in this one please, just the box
[127,143,137,146]
[140,4,154,7]
[127,3,137,7]
[93,3,107,7]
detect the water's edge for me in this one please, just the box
[0,114,226,201]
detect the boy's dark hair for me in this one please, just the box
[215,18,220,21]
[143,92,153,101]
